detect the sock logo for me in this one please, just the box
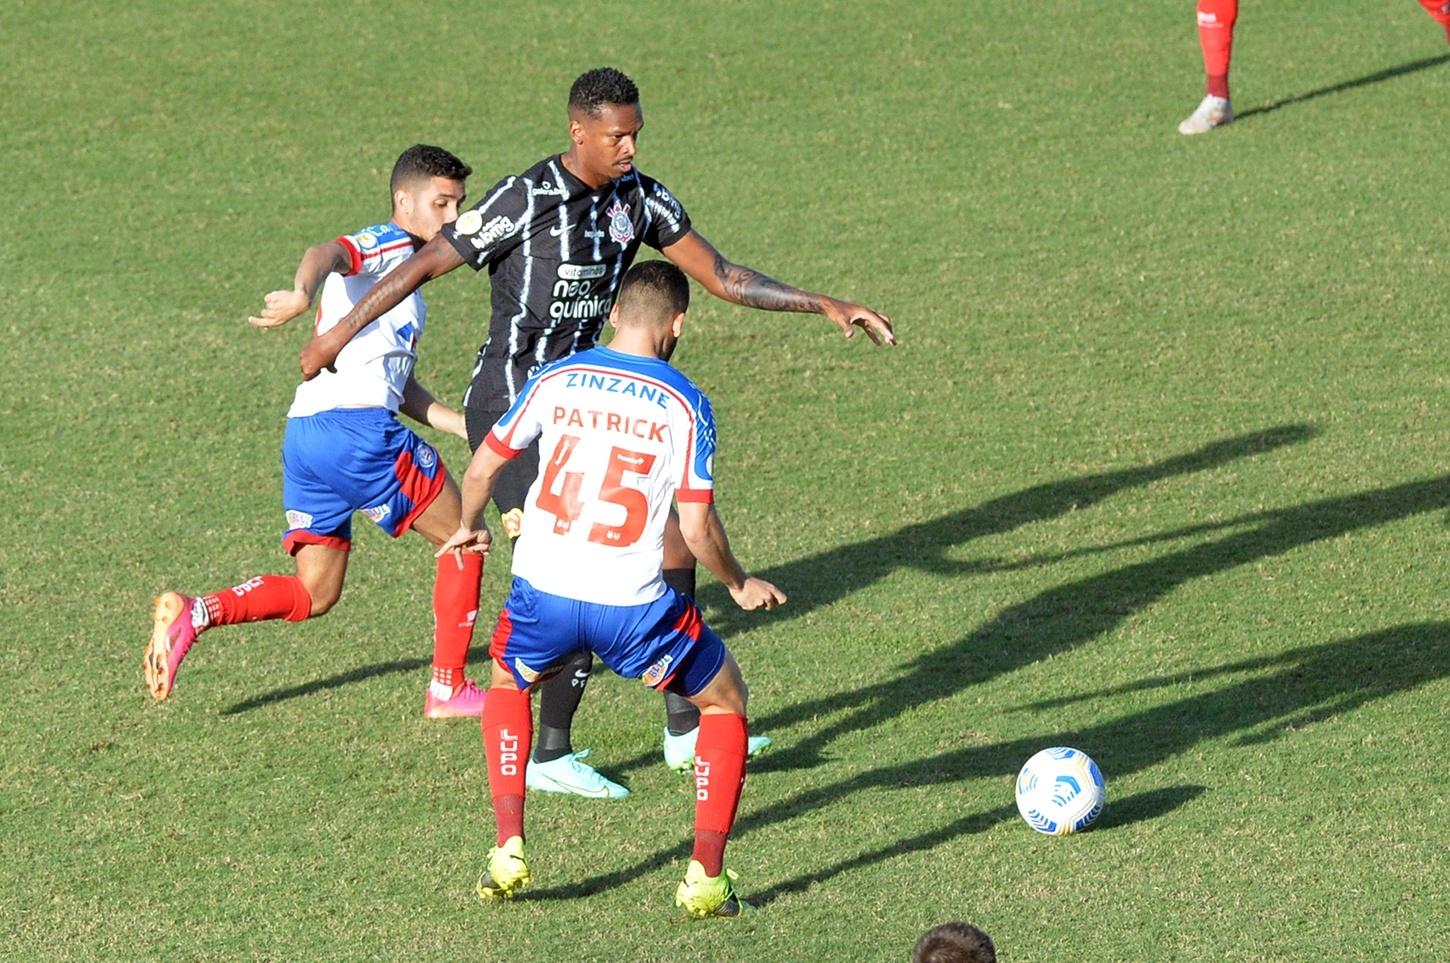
[499,728,521,776]
[230,576,265,597]
[694,758,711,801]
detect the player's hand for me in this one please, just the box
[822,298,895,347]
[729,576,787,611]
[300,329,343,380]
[436,524,492,566]
[248,289,310,329]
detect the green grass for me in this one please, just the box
[3,1,1448,959]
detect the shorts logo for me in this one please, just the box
[641,652,675,687]
[415,444,437,470]
[513,658,541,684]
[454,210,484,235]
[285,510,314,530]
[606,201,634,245]
[362,504,391,522]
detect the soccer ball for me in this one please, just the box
[1014,747,1106,836]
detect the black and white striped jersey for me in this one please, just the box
[441,154,692,410]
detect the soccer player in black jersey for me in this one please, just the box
[301,67,894,797]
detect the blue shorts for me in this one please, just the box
[489,577,727,697]
[280,408,446,554]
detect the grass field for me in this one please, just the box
[3,1,1447,959]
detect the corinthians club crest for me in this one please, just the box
[605,200,634,245]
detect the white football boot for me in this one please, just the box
[1177,94,1233,135]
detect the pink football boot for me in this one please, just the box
[144,592,198,701]
[423,678,486,719]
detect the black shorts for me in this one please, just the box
[465,407,540,515]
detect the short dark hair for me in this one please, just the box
[569,67,639,116]
[614,260,689,327]
[390,144,471,195]
[912,923,997,963]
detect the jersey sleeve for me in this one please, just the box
[674,390,716,503]
[335,224,413,278]
[484,365,552,457]
[442,175,529,272]
[641,178,692,250]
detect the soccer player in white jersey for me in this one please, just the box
[145,145,490,719]
[300,67,892,799]
[437,261,786,917]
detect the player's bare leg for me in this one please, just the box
[477,661,533,900]
[410,471,486,718]
[144,549,332,701]
[661,510,771,771]
[674,650,751,918]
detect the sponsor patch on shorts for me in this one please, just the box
[285,509,314,529]
[642,652,675,687]
[362,504,391,522]
[513,658,541,684]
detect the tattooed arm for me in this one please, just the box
[662,229,895,346]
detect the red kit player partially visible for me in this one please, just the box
[1180,0,1450,134]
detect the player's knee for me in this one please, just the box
[303,581,342,616]
[307,594,338,617]
[491,660,522,691]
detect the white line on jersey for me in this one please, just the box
[475,176,517,218]
[547,159,570,262]
[506,178,537,403]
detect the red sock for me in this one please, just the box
[1196,0,1238,99]
[432,553,482,688]
[482,686,532,845]
[1417,0,1450,22]
[691,713,748,877]
[200,575,311,627]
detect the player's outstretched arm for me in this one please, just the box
[435,441,511,562]
[248,241,350,329]
[677,501,787,611]
[662,229,896,346]
[300,235,465,380]
[400,375,467,440]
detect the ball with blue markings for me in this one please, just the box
[1014,747,1106,836]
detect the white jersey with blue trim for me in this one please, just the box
[288,222,425,418]
[484,345,717,606]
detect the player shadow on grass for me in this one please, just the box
[743,473,1449,777]
[705,423,1317,640]
[220,650,494,716]
[1234,53,1450,122]
[528,620,1449,905]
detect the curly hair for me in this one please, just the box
[390,144,472,195]
[568,67,640,116]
